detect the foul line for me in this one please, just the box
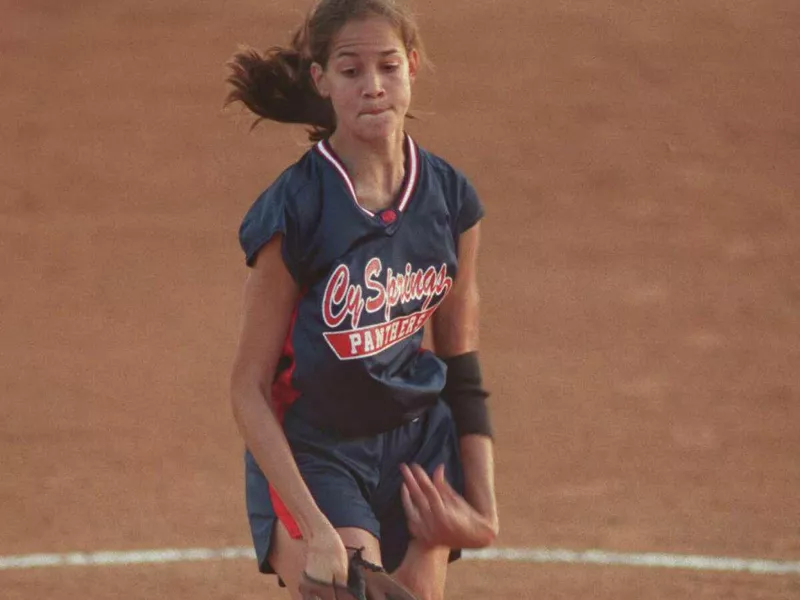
[466,547,800,575]
[1,546,799,575]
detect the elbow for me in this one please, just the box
[465,513,500,549]
[229,371,245,413]
[229,369,267,425]
[478,514,500,548]
[229,378,246,430]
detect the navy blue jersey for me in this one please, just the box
[239,134,483,438]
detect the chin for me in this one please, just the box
[353,116,403,142]
[357,127,397,143]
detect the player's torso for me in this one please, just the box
[280,136,461,436]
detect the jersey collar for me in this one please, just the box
[315,134,420,219]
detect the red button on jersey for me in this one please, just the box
[381,209,397,224]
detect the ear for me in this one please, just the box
[310,62,330,97]
[407,49,420,83]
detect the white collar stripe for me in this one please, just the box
[397,136,418,212]
[316,140,373,217]
[316,135,418,217]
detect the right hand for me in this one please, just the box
[400,463,498,549]
[303,524,350,586]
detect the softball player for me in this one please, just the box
[227,1,498,598]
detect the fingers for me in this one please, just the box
[400,464,435,542]
[401,463,446,519]
[400,482,418,522]
[432,464,456,499]
[409,463,446,515]
[403,463,462,513]
[427,463,464,511]
[401,463,452,545]
[400,463,430,513]
[401,482,426,541]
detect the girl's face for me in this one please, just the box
[312,16,419,142]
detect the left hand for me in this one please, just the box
[400,463,498,549]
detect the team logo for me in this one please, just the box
[321,258,452,360]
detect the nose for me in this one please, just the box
[362,69,385,98]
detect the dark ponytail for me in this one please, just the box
[226,0,425,142]
[226,28,335,141]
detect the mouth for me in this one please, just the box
[361,107,391,116]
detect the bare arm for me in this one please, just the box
[432,223,500,536]
[230,236,347,580]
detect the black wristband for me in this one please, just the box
[441,351,493,439]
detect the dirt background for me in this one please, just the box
[2,0,799,598]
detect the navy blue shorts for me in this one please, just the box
[245,398,464,576]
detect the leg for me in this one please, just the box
[391,540,451,600]
[338,527,383,564]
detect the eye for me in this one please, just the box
[340,67,358,77]
[382,63,400,73]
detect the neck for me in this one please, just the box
[328,129,406,212]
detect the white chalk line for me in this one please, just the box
[1,546,799,575]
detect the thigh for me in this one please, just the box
[338,527,382,565]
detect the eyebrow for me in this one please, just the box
[332,49,402,58]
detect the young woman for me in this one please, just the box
[227,1,498,598]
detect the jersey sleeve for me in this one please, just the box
[238,179,303,281]
[457,176,485,233]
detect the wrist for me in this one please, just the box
[297,508,334,541]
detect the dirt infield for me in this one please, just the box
[2,0,799,598]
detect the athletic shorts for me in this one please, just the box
[244,398,464,576]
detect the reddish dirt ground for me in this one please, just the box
[2,0,799,598]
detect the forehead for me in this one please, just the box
[330,16,405,58]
